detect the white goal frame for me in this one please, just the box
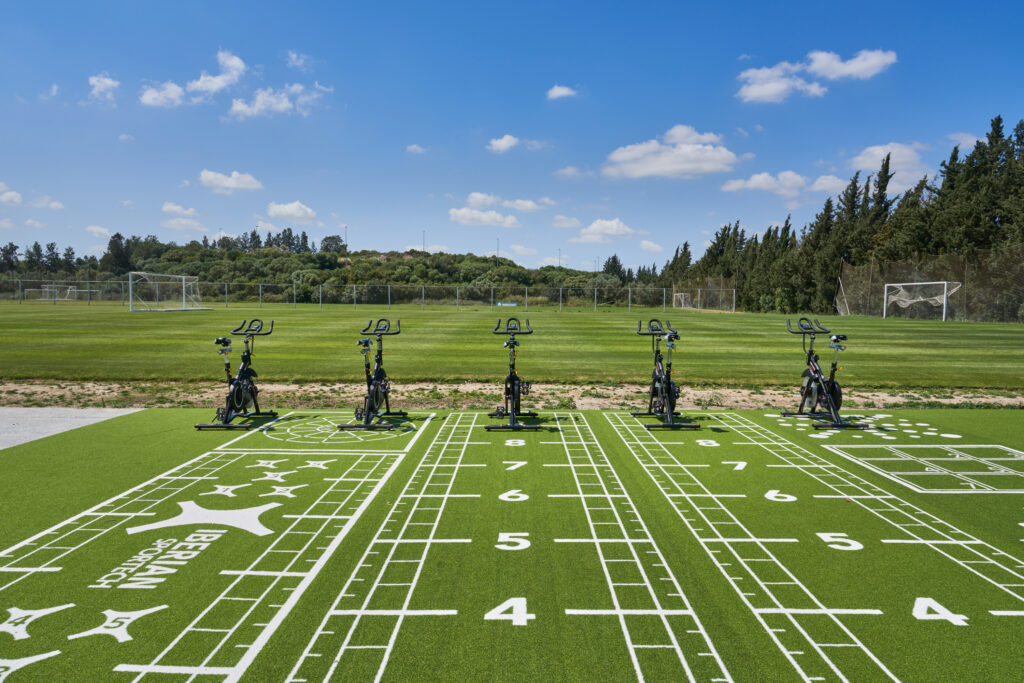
[129,271,210,311]
[883,280,961,321]
[672,288,736,313]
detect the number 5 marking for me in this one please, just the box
[816,532,863,550]
[495,533,530,550]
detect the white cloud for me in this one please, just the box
[552,214,580,228]
[539,197,556,206]
[721,170,808,197]
[162,201,197,217]
[736,61,826,103]
[602,125,737,179]
[118,133,134,142]
[524,139,548,150]
[737,127,749,137]
[569,218,635,243]
[228,82,325,119]
[286,51,312,71]
[31,195,64,210]
[0,190,22,206]
[25,219,45,228]
[187,50,247,96]
[467,192,500,209]
[487,134,520,153]
[121,199,134,207]
[806,49,897,80]
[39,83,58,100]
[508,244,538,255]
[538,255,566,267]
[268,200,317,223]
[88,73,119,103]
[547,84,577,100]
[554,165,584,178]
[810,174,846,193]
[140,81,185,107]
[200,169,263,194]
[502,199,542,212]
[255,219,281,233]
[162,217,205,231]
[448,207,520,228]
[406,143,427,154]
[948,132,982,151]
[640,240,663,253]
[85,225,110,238]
[0,218,12,229]
[850,142,931,192]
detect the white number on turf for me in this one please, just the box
[484,597,536,626]
[816,532,863,550]
[697,439,719,447]
[499,489,529,502]
[495,532,531,550]
[913,597,968,626]
[504,439,526,447]
[503,461,527,471]
[765,489,797,502]
[723,461,747,470]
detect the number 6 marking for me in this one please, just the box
[495,532,530,550]
[765,489,797,502]
[697,439,719,447]
[499,489,528,502]
[484,597,535,626]
[816,532,863,550]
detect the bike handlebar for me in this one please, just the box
[359,318,400,336]
[493,318,532,336]
[637,318,678,337]
[230,319,274,336]
[785,317,830,335]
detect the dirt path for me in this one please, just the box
[1,381,1019,411]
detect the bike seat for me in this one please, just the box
[357,338,371,347]
[665,332,679,342]
[215,337,231,347]
[830,334,847,342]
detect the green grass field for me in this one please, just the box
[2,407,1023,681]
[1,303,1022,389]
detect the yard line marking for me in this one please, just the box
[990,610,1024,616]
[755,608,884,615]
[0,566,63,573]
[328,609,458,616]
[698,538,799,543]
[667,493,747,498]
[374,538,472,544]
[114,664,236,675]
[554,538,653,543]
[881,539,984,545]
[220,570,310,577]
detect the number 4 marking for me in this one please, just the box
[484,597,535,626]
[503,461,527,471]
[913,597,968,626]
[723,461,747,471]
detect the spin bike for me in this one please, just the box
[782,317,867,429]
[632,319,699,430]
[338,319,408,430]
[195,319,278,430]
[486,318,544,431]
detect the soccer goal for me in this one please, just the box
[129,272,210,311]
[673,288,736,312]
[883,281,962,321]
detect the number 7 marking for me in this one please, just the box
[723,461,747,471]
[503,461,527,471]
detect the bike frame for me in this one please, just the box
[486,318,544,431]
[339,319,407,430]
[632,319,698,429]
[782,317,866,429]
[195,319,277,430]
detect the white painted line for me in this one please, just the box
[565,608,695,616]
[114,664,235,675]
[755,608,883,615]
[699,538,799,544]
[881,539,984,545]
[554,538,652,543]
[990,610,1024,616]
[667,493,747,498]
[374,539,471,544]
[220,570,309,577]
[329,609,457,616]
[0,566,63,573]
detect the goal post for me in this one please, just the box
[672,288,736,312]
[129,272,210,311]
[883,281,962,321]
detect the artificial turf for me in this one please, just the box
[1,407,1022,680]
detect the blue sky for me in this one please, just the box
[2,0,1022,271]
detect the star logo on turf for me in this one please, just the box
[199,484,251,498]
[0,604,74,640]
[246,459,288,469]
[298,459,336,470]
[67,605,167,643]
[259,485,308,498]
[252,470,297,483]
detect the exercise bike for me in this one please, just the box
[782,317,867,429]
[486,318,545,431]
[631,319,699,430]
[195,319,278,430]
[338,319,408,430]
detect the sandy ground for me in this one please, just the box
[0,380,1020,412]
[0,406,143,450]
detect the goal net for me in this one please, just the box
[673,288,735,312]
[883,281,962,321]
[129,272,210,311]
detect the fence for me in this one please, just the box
[0,280,717,313]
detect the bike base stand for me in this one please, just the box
[195,409,278,430]
[339,410,409,431]
[485,409,543,431]
[780,410,868,430]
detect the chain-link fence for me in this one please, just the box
[836,243,1024,322]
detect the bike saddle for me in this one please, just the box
[357,338,371,347]
[830,334,847,342]
[215,337,231,346]
[665,332,679,342]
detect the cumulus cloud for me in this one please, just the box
[25,219,45,228]
[502,199,543,212]
[508,244,538,255]
[948,132,982,151]
[85,225,110,238]
[448,207,520,228]
[140,81,185,107]
[161,217,205,232]
[810,174,846,193]
[721,170,808,197]
[737,49,896,103]
[552,214,581,228]
[569,218,635,243]
[467,192,500,209]
[121,199,134,207]
[640,240,663,253]
[850,142,931,192]
[286,51,312,71]
[602,125,737,179]
[806,50,897,80]
[228,82,326,119]
[554,166,588,178]
[268,200,317,223]
[88,73,119,103]
[547,84,577,100]
[31,195,64,210]
[0,188,22,206]
[187,50,247,97]
[162,201,197,217]
[119,133,134,142]
[406,143,427,154]
[200,169,263,194]
[0,218,12,229]
[487,134,520,153]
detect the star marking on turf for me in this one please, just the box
[199,484,252,498]
[298,459,336,470]
[252,470,297,483]
[0,651,62,682]
[67,605,167,643]
[126,501,281,536]
[259,485,308,499]
[0,604,75,640]
[245,459,287,469]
